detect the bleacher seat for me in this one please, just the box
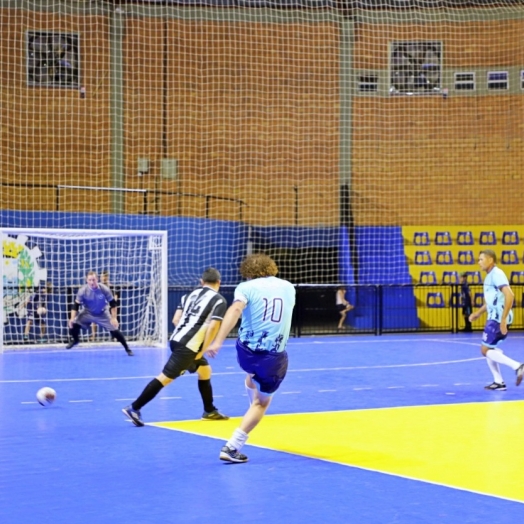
[419,271,437,285]
[465,271,482,284]
[426,292,445,308]
[479,231,496,245]
[435,231,452,245]
[502,231,520,245]
[510,271,524,284]
[414,251,432,265]
[450,292,462,308]
[501,250,518,265]
[457,231,474,245]
[458,250,475,265]
[436,251,453,265]
[442,271,459,284]
[413,232,430,246]
[473,292,484,307]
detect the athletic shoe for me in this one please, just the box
[484,382,507,391]
[65,339,78,350]
[39,337,48,343]
[122,406,144,427]
[202,410,229,421]
[125,349,134,356]
[219,445,248,463]
[516,364,524,386]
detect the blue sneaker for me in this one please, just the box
[122,406,144,427]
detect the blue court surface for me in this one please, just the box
[1,333,523,524]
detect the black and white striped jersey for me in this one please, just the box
[170,286,227,352]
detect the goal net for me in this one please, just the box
[1,228,168,351]
[1,2,523,334]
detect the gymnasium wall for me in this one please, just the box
[2,7,523,227]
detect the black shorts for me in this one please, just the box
[162,341,208,380]
[337,304,348,312]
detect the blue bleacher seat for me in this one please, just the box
[442,271,459,284]
[413,232,430,246]
[426,292,445,308]
[501,250,518,265]
[458,250,475,265]
[510,271,524,284]
[457,231,474,245]
[479,231,496,245]
[414,251,432,265]
[435,231,452,245]
[419,271,437,285]
[436,250,453,265]
[450,292,462,308]
[473,292,484,308]
[502,231,520,245]
[465,271,482,284]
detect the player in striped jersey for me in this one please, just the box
[122,268,229,426]
[206,254,296,463]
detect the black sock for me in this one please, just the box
[110,330,130,351]
[132,378,164,410]
[69,324,81,342]
[198,379,216,413]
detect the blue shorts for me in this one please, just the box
[236,340,288,395]
[482,320,509,349]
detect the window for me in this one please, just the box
[454,72,475,91]
[26,31,80,88]
[389,41,442,95]
[487,71,508,91]
[358,74,378,93]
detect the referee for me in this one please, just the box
[66,270,133,356]
[122,267,229,426]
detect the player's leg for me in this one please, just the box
[220,343,288,463]
[90,323,97,342]
[481,320,522,386]
[122,342,197,426]
[23,319,33,339]
[194,359,229,420]
[109,329,133,356]
[39,318,47,342]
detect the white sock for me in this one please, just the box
[226,428,249,452]
[486,356,504,384]
[486,349,520,371]
[245,380,256,405]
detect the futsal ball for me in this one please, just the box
[37,307,47,316]
[36,387,56,406]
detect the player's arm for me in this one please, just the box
[195,319,222,360]
[206,301,246,358]
[172,308,183,327]
[499,285,514,334]
[469,303,486,321]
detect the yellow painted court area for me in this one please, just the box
[152,401,524,502]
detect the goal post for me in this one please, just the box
[1,228,168,352]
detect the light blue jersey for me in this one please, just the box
[483,266,513,324]
[235,276,296,353]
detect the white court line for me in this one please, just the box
[281,391,301,395]
[319,389,337,393]
[21,401,38,404]
[0,356,484,384]
[160,396,182,400]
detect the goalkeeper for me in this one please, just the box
[66,270,133,356]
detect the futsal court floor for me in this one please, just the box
[1,333,523,523]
